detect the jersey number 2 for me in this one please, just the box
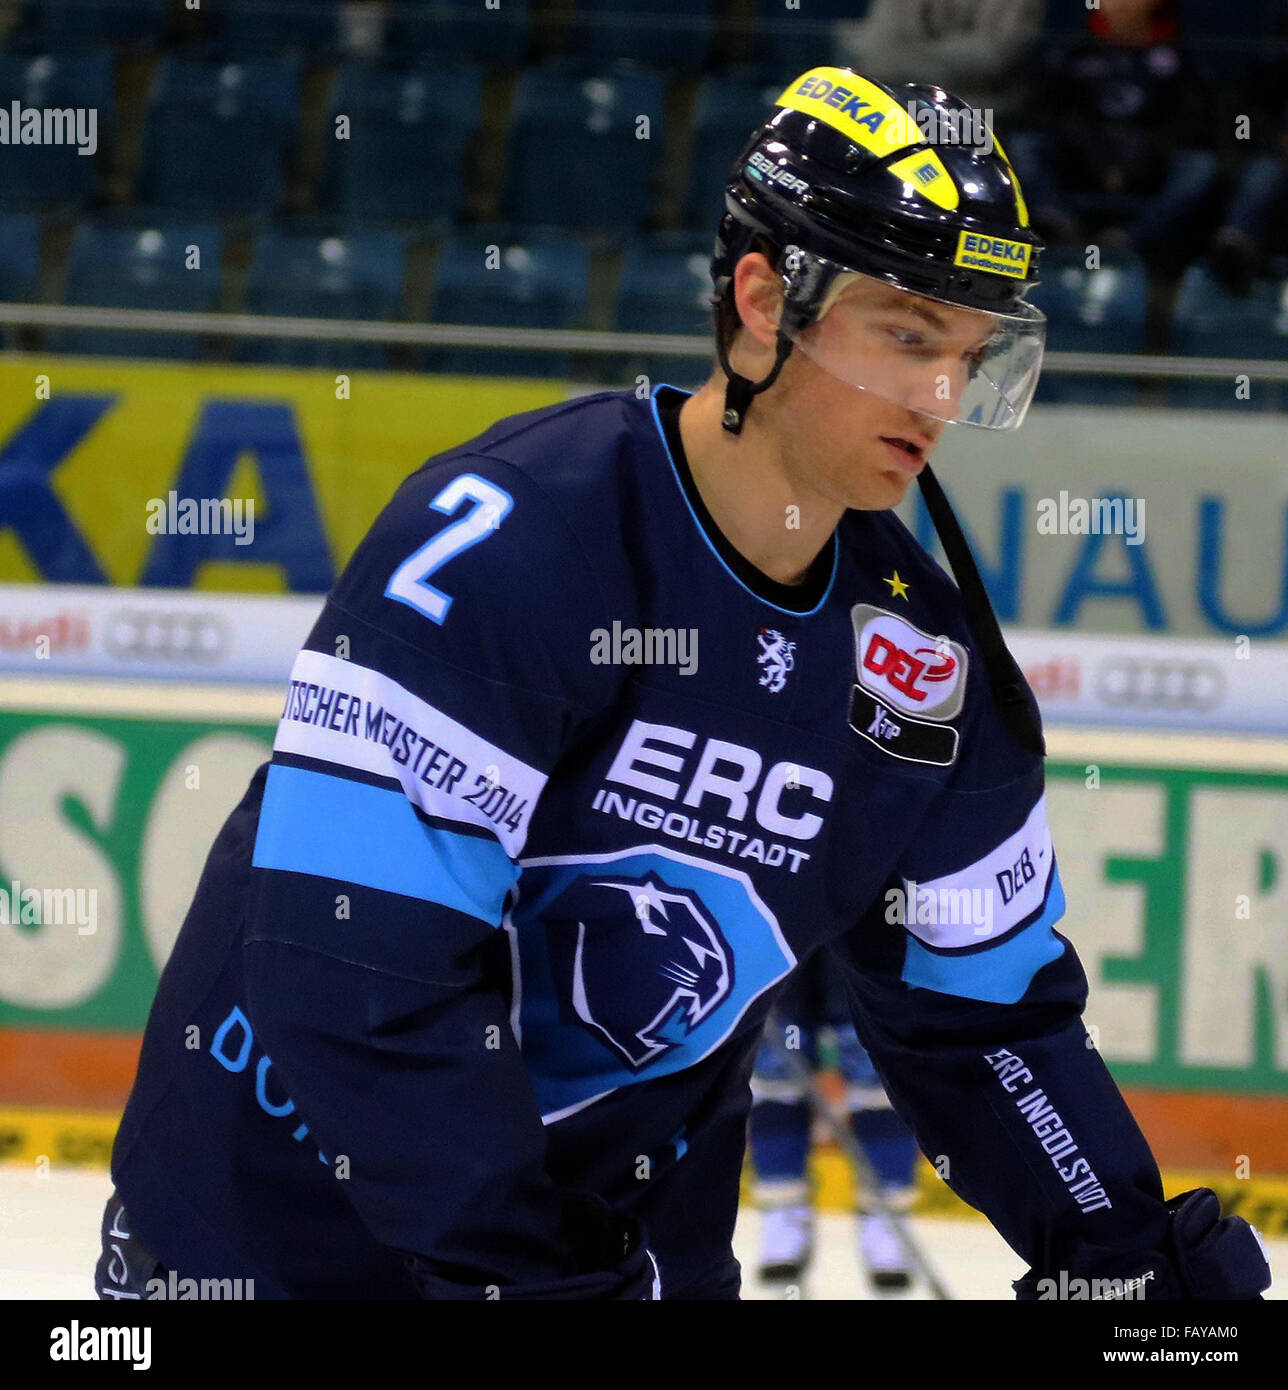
[385,473,513,624]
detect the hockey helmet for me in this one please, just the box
[711,67,1046,433]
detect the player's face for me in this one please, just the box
[769,333,948,512]
[778,280,1003,509]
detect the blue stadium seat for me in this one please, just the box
[1167,262,1288,411]
[0,51,114,209]
[575,0,714,74]
[237,228,407,370]
[137,57,301,218]
[0,212,41,301]
[427,228,590,377]
[52,219,223,360]
[751,0,862,86]
[0,210,40,350]
[18,0,167,47]
[385,0,529,68]
[613,233,714,389]
[1027,248,1149,405]
[211,0,339,55]
[501,71,666,230]
[320,62,482,224]
[685,76,781,230]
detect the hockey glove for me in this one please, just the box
[1012,1187,1271,1300]
[561,1190,661,1299]
[405,1189,660,1300]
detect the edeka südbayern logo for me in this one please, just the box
[0,100,97,156]
[953,229,1031,279]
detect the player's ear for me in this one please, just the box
[731,252,783,356]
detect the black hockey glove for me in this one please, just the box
[405,1190,660,1300]
[1013,1188,1272,1300]
[561,1190,661,1299]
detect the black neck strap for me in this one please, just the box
[717,330,794,434]
[916,462,1046,758]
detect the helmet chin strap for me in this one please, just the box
[716,251,833,434]
[916,462,1046,759]
[717,328,794,435]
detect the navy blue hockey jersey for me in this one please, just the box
[109,383,1169,1298]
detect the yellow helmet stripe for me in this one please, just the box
[989,131,1030,228]
[886,149,959,211]
[774,67,921,158]
[774,67,1031,229]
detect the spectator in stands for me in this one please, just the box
[834,0,1044,120]
[1004,0,1225,268]
[1205,9,1288,294]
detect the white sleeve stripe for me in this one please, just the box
[273,648,547,857]
[900,794,1055,950]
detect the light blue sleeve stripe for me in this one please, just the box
[900,865,1067,1005]
[252,763,518,925]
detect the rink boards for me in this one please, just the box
[0,676,1285,1222]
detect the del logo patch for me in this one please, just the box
[848,603,968,766]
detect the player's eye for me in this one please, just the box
[882,325,935,355]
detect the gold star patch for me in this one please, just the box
[883,570,910,601]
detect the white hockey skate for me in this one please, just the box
[859,1209,912,1292]
[758,1202,814,1282]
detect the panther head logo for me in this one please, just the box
[544,872,734,1070]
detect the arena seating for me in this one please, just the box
[320,61,482,225]
[427,226,591,377]
[136,56,302,217]
[1167,262,1288,410]
[0,50,113,209]
[51,217,223,360]
[16,0,167,48]
[500,69,667,231]
[1028,248,1150,406]
[0,0,1276,391]
[613,231,716,388]
[237,226,407,369]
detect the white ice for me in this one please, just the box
[1,1166,1282,1300]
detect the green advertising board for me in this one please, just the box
[0,685,1284,1097]
[1043,756,1286,1095]
[0,685,274,1032]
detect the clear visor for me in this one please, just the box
[783,262,1046,431]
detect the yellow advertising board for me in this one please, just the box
[0,354,566,592]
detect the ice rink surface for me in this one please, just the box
[2,1166,1283,1301]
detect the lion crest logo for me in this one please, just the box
[757,627,796,694]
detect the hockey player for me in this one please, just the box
[749,949,920,1291]
[97,66,1271,1301]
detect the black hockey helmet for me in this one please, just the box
[710,67,1046,434]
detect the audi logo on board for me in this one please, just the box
[104,610,229,664]
[1095,657,1225,712]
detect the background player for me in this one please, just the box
[750,949,920,1292]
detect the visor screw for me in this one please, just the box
[722,407,740,429]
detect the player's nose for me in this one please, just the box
[898,412,944,453]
